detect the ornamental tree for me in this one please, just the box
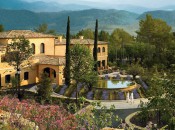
[0,24,4,32]
[65,16,71,86]
[5,36,33,98]
[93,19,98,71]
[70,44,98,104]
[37,73,53,102]
[127,63,144,80]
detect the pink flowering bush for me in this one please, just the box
[0,96,77,130]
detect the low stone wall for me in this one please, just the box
[125,111,168,130]
[101,127,124,130]
[125,111,146,130]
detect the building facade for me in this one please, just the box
[0,30,108,87]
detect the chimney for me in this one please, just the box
[79,36,84,40]
[58,36,62,42]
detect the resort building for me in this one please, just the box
[0,30,108,87]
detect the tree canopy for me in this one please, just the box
[5,36,33,69]
[76,28,94,39]
[37,73,53,102]
[108,28,133,62]
[34,23,56,35]
[70,44,98,84]
[137,15,172,50]
[70,43,98,103]
[0,24,4,32]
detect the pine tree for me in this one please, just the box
[93,19,98,71]
[65,16,71,86]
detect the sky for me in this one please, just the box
[24,0,175,8]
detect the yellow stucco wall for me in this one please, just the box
[0,35,108,87]
[89,44,108,67]
[55,43,108,67]
[38,64,64,85]
[55,45,66,56]
[0,39,8,45]
[5,38,55,56]
[0,63,38,88]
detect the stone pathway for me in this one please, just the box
[96,98,148,109]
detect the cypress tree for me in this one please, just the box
[65,16,71,86]
[93,19,98,71]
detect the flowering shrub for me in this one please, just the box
[0,96,77,130]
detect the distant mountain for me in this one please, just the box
[0,9,139,34]
[0,0,91,12]
[138,10,175,26]
[159,5,175,11]
[111,4,152,14]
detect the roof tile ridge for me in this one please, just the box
[7,30,13,38]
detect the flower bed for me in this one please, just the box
[0,96,77,129]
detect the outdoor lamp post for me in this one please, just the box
[17,68,21,99]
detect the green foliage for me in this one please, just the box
[76,28,94,39]
[65,16,71,86]
[93,90,102,100]
[140,73,175,126]
[70,44,98,85]
[137,88,144,98]
[5,36,33,69]
[93,19,98,71]
[127,63,144,80]
[168,117,175,130]
[64,85,76,97]
[137,14,172,44]
[0,24,4,32]
[79,87,89,97]
[10,77,18,94]
[109,28,133,62]
[37,73,53,102]
[137,15,172,64]
[34,23,56,35]
[98,30,110,42]
[70,43,98,102]
[75,102,119,129]
[54,85,64,93]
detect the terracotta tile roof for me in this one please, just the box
[30,55,65,66]
[0,30,55,38]
[55,39,108,45]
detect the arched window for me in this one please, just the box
[98,47,101,53]
[102,47,105,52]
[40,43,45,53]
[31,43,35,54]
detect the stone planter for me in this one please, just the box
[125,111,168,130]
